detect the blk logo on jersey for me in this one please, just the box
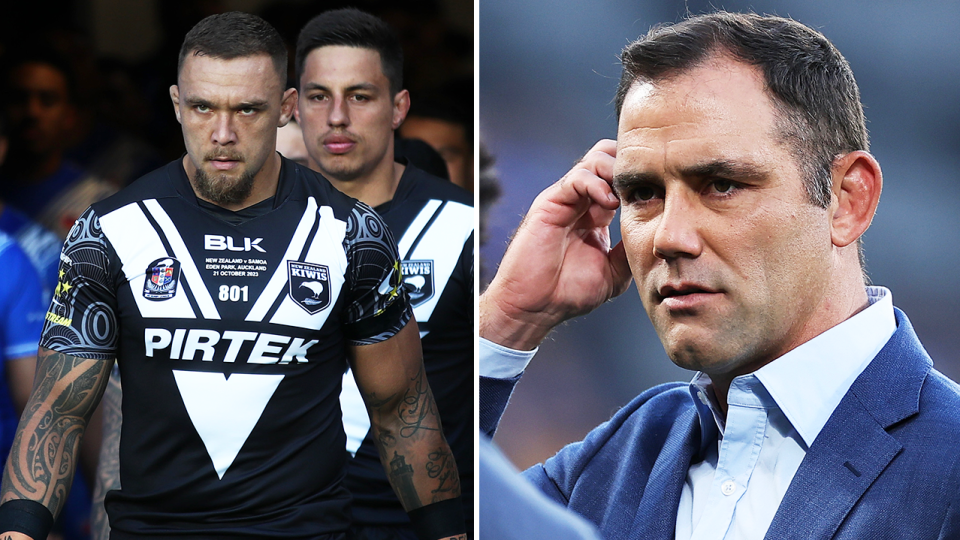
[401,260,434,306]
[143,257,181,301]
[204,235,266,253]
[288,261,331,314]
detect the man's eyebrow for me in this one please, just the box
[236,99,269,110]
[301,82,328,93]
[301,82,379,93]
[183,97,213,108]
[345,83,378,93]
[612,171,661,195]
[680,160,769,180]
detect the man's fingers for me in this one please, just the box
[552,167,619,213]
[578,139,617,183]
[608,240,633,298]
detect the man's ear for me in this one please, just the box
[392,89,410,130]
[278,88,298,127]
[170,85,182,124]
[829,150,882,248]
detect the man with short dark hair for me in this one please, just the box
[296,9,474,540]
[0,12,464,540]
[480,12,960,539]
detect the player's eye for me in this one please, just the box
[707,178,739,196]
[713,179,734,193]
[620,185,662,204]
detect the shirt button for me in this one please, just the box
[721,480,736,496]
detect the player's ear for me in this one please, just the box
[829,150,882,248]
[170,85,182,124]
[279,88,298,127]
[392,89,410,130]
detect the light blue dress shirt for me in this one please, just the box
[677,286,895,539]
[480,287,897,539]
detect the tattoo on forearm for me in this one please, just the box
[1,350,110,518]
[397,364,439,439]
[91,374,122,540]
[426,447,461,502]
[366,361,460,511]
[387,451,422,509]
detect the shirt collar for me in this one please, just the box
[689,286,896,448]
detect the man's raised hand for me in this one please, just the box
[480,139,632,350]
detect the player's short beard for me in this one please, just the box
[194,157,256,206]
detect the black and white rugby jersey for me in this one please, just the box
[339,164,474,529]
[39,157,411,539]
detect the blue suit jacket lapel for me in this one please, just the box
[629,401,703,540]
[764,308,930,539]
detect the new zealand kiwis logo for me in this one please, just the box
[288,261,331,314]
[400,260,434,307]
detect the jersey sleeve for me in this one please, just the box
[341,202,412,346]
[39,207,120,359]
[0,238,46,360]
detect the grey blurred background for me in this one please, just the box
[480,1,960,469]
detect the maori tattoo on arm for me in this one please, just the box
[0,348,113,519]
[90,373,122,540]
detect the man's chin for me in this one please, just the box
[194,166,255,206]
[317,159,364,182]
[660,326,731,371]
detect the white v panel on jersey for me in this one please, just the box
[396,199,441,257]
[340,367,370,457]
[173,370,285,479]
[99,202,197,319]
[246,198,318,323]
[402,201,473,327]
[143,199,221,320]
[270,204,347,329]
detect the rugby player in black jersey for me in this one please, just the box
[294,9,474,540]
[0,12,465,540]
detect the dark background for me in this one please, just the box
[481,1,960,468]
[0,0,473,182]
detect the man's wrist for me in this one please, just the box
[0,500,53,540]
[406,497,465,540]
[478,291,556,351]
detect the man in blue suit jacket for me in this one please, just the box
[479,12,960,540]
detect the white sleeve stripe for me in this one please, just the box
[143,199,221,320]
[246,197,319,322]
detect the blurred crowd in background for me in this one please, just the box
[0,1,472,538]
